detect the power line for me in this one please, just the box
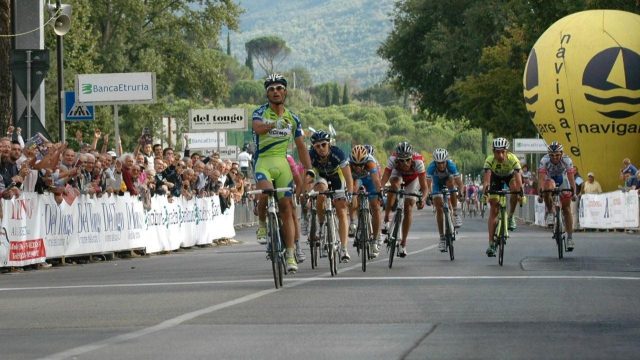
[0,9,60,38]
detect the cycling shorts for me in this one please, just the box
[431,174,453,196]
[487,173,515,200]
[355,176,379,201]
[254,156,293,198]
[315,170,347,200]
[390,175,420,201]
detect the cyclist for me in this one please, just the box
[380,141,428,257]
[466,181,479,215]
[425,148,464,252]
[537,141,578,250]
[482,138,523,257]
[308,130,354,262]
[252,74,312,273]
[348,144,383,257]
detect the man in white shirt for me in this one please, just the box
[237,147,252,178]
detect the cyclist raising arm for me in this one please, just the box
[308,130,354,262]
[425,148,464,252]
[537,141,578,250]
[482,138,523,257]
[252,74,312,273]
[348,145,383,257]
[380,141,428,257]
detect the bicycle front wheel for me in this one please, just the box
[359,211,370,272]
[326,216,338,276]
[445,211,454,261]
[555,210,564,259]
[268,213,282,289]
[309,213,318,269]
[388,212,402,269]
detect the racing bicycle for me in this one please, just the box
[353,187,377,272]
[541,188,574,259]
[431,188,458,261]
[486,189,521,266]
[247,184,293,289]
[384,184,422,268]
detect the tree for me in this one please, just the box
[229,80,264,105]
[244,36,291,76]
[46,0,242,147]
[342,83,350,105]
[284,66,313,89]
[331,83,340,106]
[226,31,231,56]
[324,87,331,107]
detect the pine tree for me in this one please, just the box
[331,83,340,105]
[342,83,350,105]
[324,87,331,107]
[226,31,231,56]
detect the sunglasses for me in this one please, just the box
[397,158,411,163]
[313,142,328,148]
[267,85,286,92]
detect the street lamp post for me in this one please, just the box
[56,0,64,143]
[49,0,71,143]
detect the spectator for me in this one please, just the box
[582,172,603,194]
[623,171,638,190]
[237,147,252,178]
[620,158,638,182]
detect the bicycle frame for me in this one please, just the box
[355,188,375,272]
[306,193,320,269]
[308,189,344,276]
[385,185,422,268]
[541,188,573,259]
[487,189,518,266]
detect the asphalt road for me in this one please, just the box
[1,209,639,360]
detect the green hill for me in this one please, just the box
[224,0,395,88]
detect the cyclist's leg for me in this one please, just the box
[559,176,574,242]
[328,174,350,260]
[432,190,445,237]
[507,174,520,217]
[541,177,556,214]
[384,175,401,226]
[253,159,277,243]
[400,177,419,247]
[314,178,329,225]
[362,176,381,242]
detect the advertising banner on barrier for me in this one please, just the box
[1,193,47,267]
[0,193,236,266]
[578,190,639,229]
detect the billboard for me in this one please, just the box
[188,108,246,131]
[75,72,156,104]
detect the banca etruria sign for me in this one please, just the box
[75,72,156,105]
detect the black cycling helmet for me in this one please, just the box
[547,141,563,153]
[395,141,413,159]
[264,73,288,89]
[310,130,331,144]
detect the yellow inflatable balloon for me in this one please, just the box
[523,10,640,191]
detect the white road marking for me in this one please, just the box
[32,241,639,359]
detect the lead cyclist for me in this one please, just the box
[537,141,578,250]
[252,74,312,273]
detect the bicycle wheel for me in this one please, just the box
[555,209,564,259]
[444,211,454,261]
[388,212,402,268]
[325,216,337,276]
[268,213,281,288]
[498,211,506,266]
[309,213,318,269]
[359,211,370,272]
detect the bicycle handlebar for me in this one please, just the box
[246,187,293,196]
[307,189,346,197]
[384,188,422,198]
[486,189,523,196]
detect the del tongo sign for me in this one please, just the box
[75,72,156,105]
[188,108,246,131]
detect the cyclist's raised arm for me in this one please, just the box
[252,117,275,135]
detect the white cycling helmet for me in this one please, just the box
[433,148,448,162]
[492,137,509,150]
